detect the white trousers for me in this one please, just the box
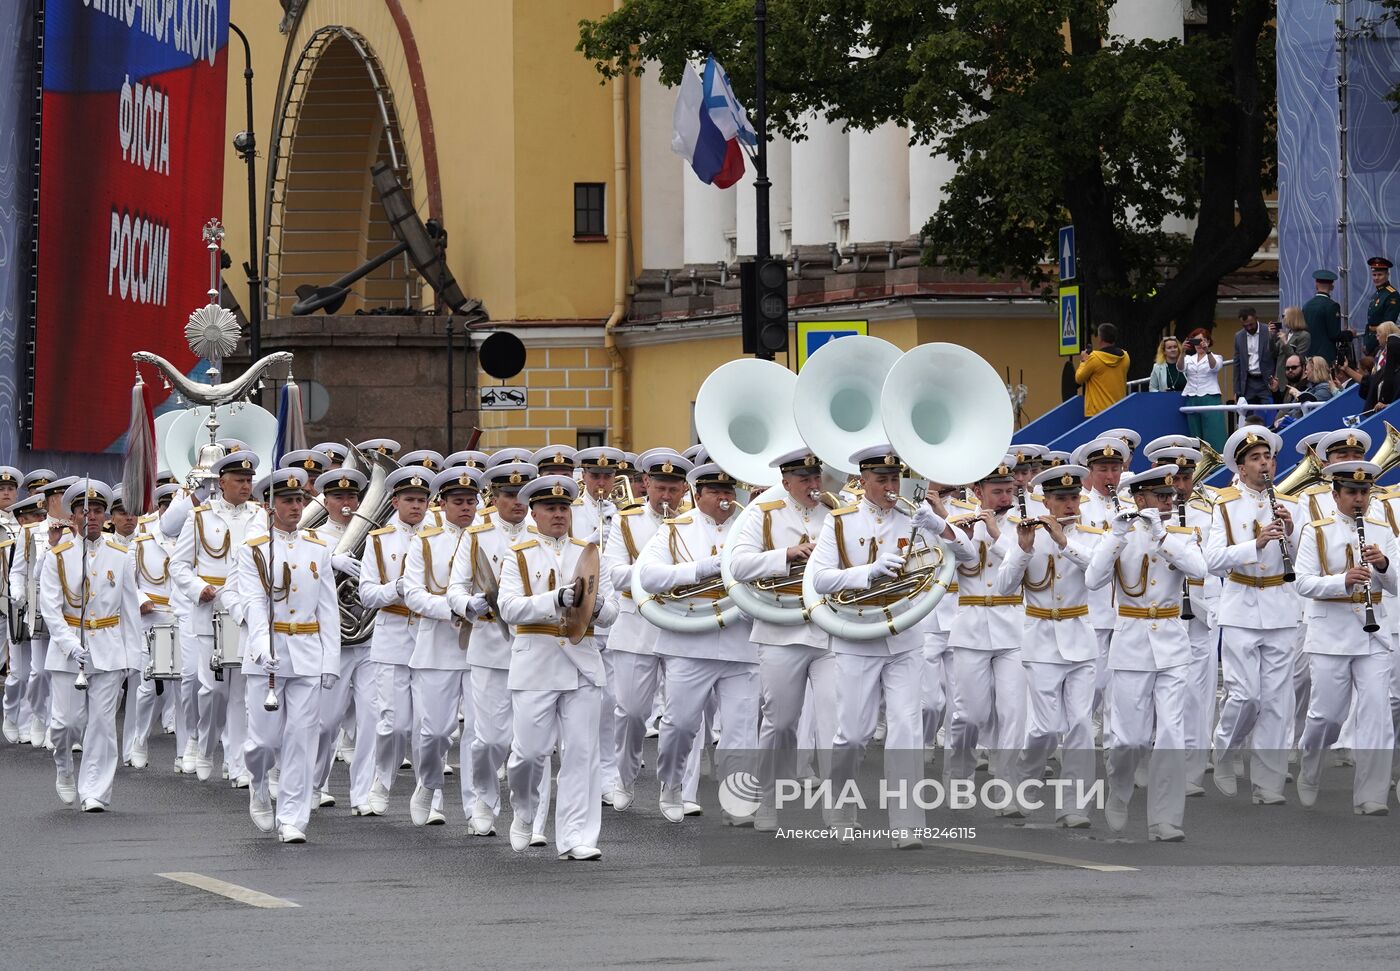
[609,649,661,789]
[946,647,1027,782]
[467,666,551,819]
[3,636,32,728]
[1214,625,1293,794]
[244,675,320,833]
[194,633,246,776]
[656,656,759,793]
[26,638,51,731]
[921,631,951,747]
[1300,652,1395,807]
[175,621,201,755]
[757,642,836,801]
[508,684,602,855]
[1184,616,1218,786]
[315,645,377,806]
[52,669,125,806]
[597,650,619,792]
[1106,666,1187,829]
[412,668,473,816]
[120,670,158,758]
[1015,660,1095,815]
[372,661,415,791]
[830,649,925,832]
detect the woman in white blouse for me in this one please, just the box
[1180,327,1225,450]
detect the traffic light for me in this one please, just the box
[740,257,789,358]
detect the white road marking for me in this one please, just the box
[158,872,301,908]
[929,843,1138,872]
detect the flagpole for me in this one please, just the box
[753,0,770,265]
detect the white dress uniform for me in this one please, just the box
[808,493,962,836]
[1086,509,1206,837]
[727,490,836,814]
[402,519,474,822]
[40,526,144,809]
[498,525,619,856]
[359,512,422,804]
[1,521,31,740]
[155,496,204,771]
[10,519,58,746]
[1078,487,1120,717]
[946,508,1027,784]
[601,500,668,796]
[1204,480,1304,798]
[570,488,620,796]
[237,524,341,837]
[927,497,980,759]
[637,504,758,817]
[170,494,265,780]
[115,528,162,764]
[1293,502,1397,809]
[995,517,1103,814]
[1373,490,1400,766]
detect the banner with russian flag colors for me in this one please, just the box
[671,55,757,189]
[32,0,230,453]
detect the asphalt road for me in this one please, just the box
[4,731,1400,970]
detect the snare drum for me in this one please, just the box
[213,610,244,669]
[144,621,181,680]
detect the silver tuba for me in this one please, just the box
[331,446,400,645]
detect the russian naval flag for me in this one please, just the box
[671,55,757,189]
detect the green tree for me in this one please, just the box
[579,0,1277,377]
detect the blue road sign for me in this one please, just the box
[1059,285,1080,356]
[1058,225,1076,282]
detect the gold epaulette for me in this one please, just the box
[369,526,395,537]
[511,539,539,552]
[1303,484,1330,496]
[527,524,538,533]
[302,532,326,546]
[1274,490,1299,503]
[664,515,693,525]
[570,537,589,547]
[418,526,444,539]
[134,534,152,543]
[1076,524,1106,534]
[138,513,158,524]
[106,540,128,553]
[1165,525,1194,535]
[950,498,977,511]
[191,503,210,513]
[1212,487,1241,504]
[758,499,785,511]
[831,505,858,516]
[618,507,643,517]
[1030,491,1044,502]
[571,497,584,506]
[51,541,72,554]
[1309,517,1334,528]
[1365,516,1389,530]
[466,522,494,534]
[1188,497,1213,514]
[0,539,11,550]
[246,535,269,547]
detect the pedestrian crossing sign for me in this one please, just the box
[797,320,868,370]
[1058,286,1080,357]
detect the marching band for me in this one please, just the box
[9,347,1400,860]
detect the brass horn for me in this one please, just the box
[1191,440,1225,495]
[1368,421,1400,479]
[1275,449,1325,496]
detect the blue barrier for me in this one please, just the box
[1045,393,1191,471]
[1013,397,1083,447]
[1228,386,1363,487]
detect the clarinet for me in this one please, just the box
[1016,486,1041,528]
[1264,485,1296,582]
[1177,495,1195,621]
[1357,516,1381,633]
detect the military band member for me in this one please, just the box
[1300,430,1372,522]
[401,450,446,474]
[447,460,541,836]
[809,445,969,847]
[946,457,1025,786]
[279,450,332,497]
[601,449,693,811]
[310,467,375,812]
[1293,461,1397,815]
[170,453,265,784]
[40,480,143,811]
[728,447,837,830]
[444,450,490,471]
[361,466,434,815]
[498,475,619,860]
[356,438,401,459]
[313,442,350,471]
[531,445,578,478]
[124,484,182,770]
[238,469,341,843]
[402,467,482,826]
[1073,436,1129,737]
[920,482,967,757]
[2,484,40,744]
[11,471,62,747]
[996,464,1101,826]
[1204,425,1303,804]
[1086,465,1207,841]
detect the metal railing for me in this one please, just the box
[1127,357,1236,391]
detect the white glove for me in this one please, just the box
[465,593,491,616]
[1139,508,1167,541]
[913,506,947,536]
[254,651,280,672]
[869,550,905,580]
[320,673,339,690]
[332,554,361,579]
[1111,509,1136,537]
[394,576,407,599]
[557,585,577,608]
[695,554,722,579]
[192,480,213,504]
[70,647,91,667]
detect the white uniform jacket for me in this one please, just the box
[1086,521,1206,671]
[235,528,340,678]
[1079,489,1121,630]
[1293,511,1398,656]
[403,522,469,671]
[446,517,528,670]
[1204,484,1304,630]
[571,492,617,545]
[946,513,1022,652]
[994,521,1103,664]
[728,494,830,649]
[358,514,420,665]
[170,498,264,635]
[601,503,666,655]
[39,535,144,674]
[637,510,753,661]
[498,533,618,691]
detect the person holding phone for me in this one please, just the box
[1181,329,1226,450]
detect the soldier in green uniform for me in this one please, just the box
[1368,257,1399,332]
[1303,269,1342,365]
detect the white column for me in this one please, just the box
[682,169,736,264]
[790,114,848,246]
[908,146,958,239]
[847,123,909,244]
[735,135,790,257]
[639,62,683,267]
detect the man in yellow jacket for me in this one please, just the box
[1075,322,1131,415]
